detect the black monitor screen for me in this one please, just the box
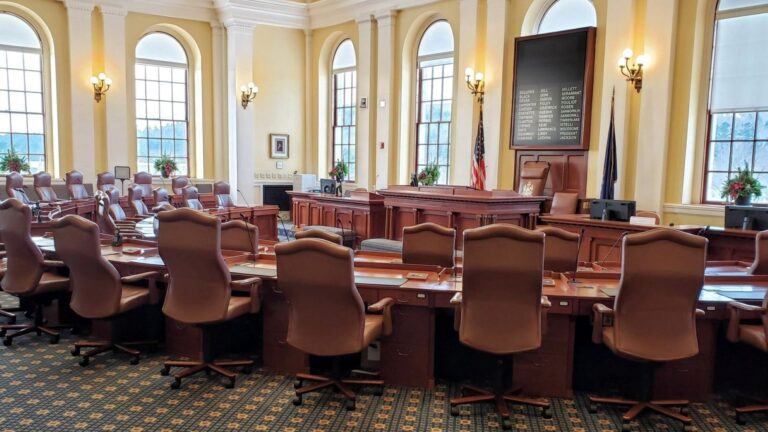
[589,199,637,222]
[725,205,768,231]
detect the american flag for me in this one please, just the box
[471,108,486,190]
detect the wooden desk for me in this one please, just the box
[378,186,546,248]
[131,206,280,241]
[288,191,386,246]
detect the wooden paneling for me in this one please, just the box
[288,192,386,246]
[515,150,588,197]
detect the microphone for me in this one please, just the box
[235,188,258,257]
[595,231,630,267]
[276,214,292,241]
[571,228,585,284]
[697,225,710,237]
[337,218,346,246]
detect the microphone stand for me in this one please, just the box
[570,228,585,284]
[235,188,258,258]
[594,231,630,268]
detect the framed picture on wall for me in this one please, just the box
[270,134,289,159]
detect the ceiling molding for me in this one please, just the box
[309,0,437,29]
[215,0,309,29]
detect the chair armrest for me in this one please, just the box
[541,296,552,308]
[42,260,66,269]
[540,296,552,334]
[592,303,614,345]
[695,309,706,317]
[727,301,766,343]
[120,271,162,285]
[728,302,765,313]
[367,297,395,336]
[230,277,262,313]
[450,292,462,305]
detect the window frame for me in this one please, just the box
[330,39,357,183]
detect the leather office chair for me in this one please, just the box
[97,172,118,194]
[33,172,61,203]
[132,172,153,198]
[5,172,32,204]
[171,175,189,195]
[449,224,552,428]
[748,230,768,275]
[97,191,143,239]
[157,208,261,389]
[402,222,455,268]
[221,220,259,253]
[636,210,661,224]
[182,186,205,210]
[537,226,580,273]
[128,186,151,217]
[275,238,394,410]
[152,188,175,213]
[588,229,707,431]
[295,229,343,245]
[65,170,89,200]
[0,199,70,346]
[518,161,550,197]
[214,181,236,208]
[52,215,159,366]
[549,192,579,215]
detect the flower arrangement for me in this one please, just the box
[154,155,178,179]
[417,164,440,186]
[329,160,349,182]
[0,150,30,174]
[721,164,764,205]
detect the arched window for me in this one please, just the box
[331,39,356,181]
[0,13,45,173]
[135,32,189,176]
[537,0,596,34]
[416,20,454,184]
[703,0,768,203]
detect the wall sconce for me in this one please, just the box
[90,72,112,103]
[464,67,485,104]
[618,49,646,93]
[240,82,259,109]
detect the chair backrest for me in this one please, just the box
[749,230,768,275]
[106,188,127,222]
[172,176,189,195]
[402,222,455,268]
[128,186,149,216]
[550,192,579,215]
[275,238,367,356]
[52,215,122,319]
[158,208,232,324]
[214,181,235,207]
[221,220,259,253]
[537,226,580,273]
[132,172,153,197]
[636,210,661,224]
[5,172,30,204]
[96,171,117,194]
[518,161,550,197]
[295,229,343,245]
[95,191,117,234]
[65,170,89,200]
[33,172,58,202]
[460,224,545,354]
[182,186,204,210]
[613,229,707,361]
[0,199,44,295]
[153,187,171,206]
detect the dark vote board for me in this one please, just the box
[510,27,596,150]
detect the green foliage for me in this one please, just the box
[418,164,440,186]
[154,155,178,178]
[0,150,30,174]
[721,163,764,200]
[329,160,349,182]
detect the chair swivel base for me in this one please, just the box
[588,396,693,431]
[161,359,254,389]
[0,308,18,324]
[292,372,385,411]
[0,323,66,346]
[734,403,768,425]
[71,340,154,366]
[450,385,551,430]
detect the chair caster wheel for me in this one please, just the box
[170,379,181,390]
[225,378,236,389]
[588,403,598,414]
[345,399,356,411]
[736,413,746,426]
[450,406,460,417]
[49,335,59,345]
[79,357,89,367]
[292,396,302,406]
[3,337,12,346]
[294,379,303,389]
[160,366,170,376]
[129,356,140,365]
[373,387,383,396]
[541,406,552,419]
[71,348,80,356]
[502,419,512,430]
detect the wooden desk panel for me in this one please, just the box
[288,191,386,246]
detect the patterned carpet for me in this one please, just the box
[0,293,766,431]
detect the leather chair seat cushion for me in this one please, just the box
[739,324,768,352]
[302,226,356,241]
[224,296,251,321]
[360,238,403,253]
[35,272,70,294]
[118,286,151,314]
[363,314,384,347]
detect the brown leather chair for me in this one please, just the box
[549,192,579,215]
[182,186,204,210]
[97,172,118,194]
[221,220,259,253]
[132,172,153,198]
[636,210,661,224]
[402,222,455,268]
[152,188,175,213]
[171,175,189,195]
[518,161,550,197]
[449,224,552,427]
[295,229,343,245]
[33,172,61,203]
[588,229,707,431]
[275,238,394,410]
[52,215,159,366]
[157,208,261,389]
[128,186,151,216]
[5,172,31,204]
[65,170,89,200]
[214,181,236,208]
[537,226,580,273]
[748,230,768,275]
[97,191,143,238]
[0,199,70,346]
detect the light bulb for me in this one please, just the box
[622,48,633,59]
[90,76,98,84]
[618,57,626,67]
[475,72,484,82]
[240,85,247,92]
[252,86,259,93]
[248,82,255,89]
[636,54,647,66]
[465,67,473,78]
[98,72,106,81]
[104,78,112,86]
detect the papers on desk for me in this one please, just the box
[131,256,165,266]
[600,288,619,297]
[717,290,767,301]
[230,265,277,278]
[355,276,407,287]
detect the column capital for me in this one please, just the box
[356,14,374,25]
[99,4,127,17]
[374,10,397,24]
[224,19,256,35]
[62,0,95,13]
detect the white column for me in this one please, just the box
[304,29,314,177]
[483,0,506,190]
[63,0,96,181]
[211,22,228,180]
[453,0,479,186]
[100,4,128,174]
[633,0,678,212]
[375,11,396,189]
[225,22,257,205]
[356,16,374,189]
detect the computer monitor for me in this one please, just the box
[320,179,337,195]
[724,205,768,231]
[589,199,637,222]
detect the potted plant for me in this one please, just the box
[721,164,764,206]
[329,160,349,196]
[0,149,30,174]
[154,155,178,179]
[417,164,440,186]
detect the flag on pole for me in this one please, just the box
[600,87,618,200]
[471,108,486,190]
